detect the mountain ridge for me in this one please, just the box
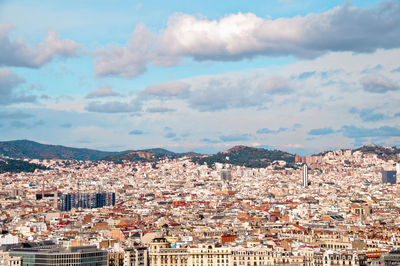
[0,140,118,161]
[0,140,200,162]
[0,140,398,166]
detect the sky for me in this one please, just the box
[0,0,399,155]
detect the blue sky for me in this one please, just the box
[0,0,399,154]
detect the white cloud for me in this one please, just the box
[0,68,36,105]
[146,107,176,113]
[133,73,294,112]
[360,75,400,93]
[86,85,121,98]
[93,24,178,78]
[0,25,82,68]
[94,1,400,78]
[144,81,190,97]
[49,44,400,154]
[183,74,294,111]
[85,100,141,113]
[160,1,400,60]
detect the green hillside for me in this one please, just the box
[191,145,295,168]
[0,140,118,160]
[0,159,48,173]
[354,145,400,161]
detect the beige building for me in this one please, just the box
[232,246,271,266]
[0,251,24,266]
[188,244,231,266]
[124,246,148,266]
[108,252,124,266]
[149,238,188,266]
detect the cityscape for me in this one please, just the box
[1,0,400,265]
[0,142,400,265]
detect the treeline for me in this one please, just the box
[192,146,295,168]
[0,159,48,174]
[355,145,400,161]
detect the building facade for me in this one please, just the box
[381,170,396,184]
[149,238,188,266]
[303,164,308,187]
[124,246,148,266]
[7,246,107,265]
[59,192,115,211]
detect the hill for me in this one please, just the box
[100,148,201,163]
[314,145,400,162]
[0,140,200,162]
[4,140,396,167]
[0,159,48,174]
[0,140,118,161]
[191,145,295,168]
[353,145,400,161]
[101,150,169,163]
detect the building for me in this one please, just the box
[303,164,308,187]
[124,246,148,266]
[108,252,124,266]
[6,245,107,265]
[149,237,188,266]
[232,246,272,266]
[350,200,372,216]
[188,244,231,266]
[220,169,232,182]
[220,235,236,245]
[0,234,19,246]
[59,192,115,211]
[383,249,400,265]
[314,251,361,265]
[1,251,22,266]
[59,193,73,212]
[295,154,323,164]
[0,251,6,266]
[381,170,396,184]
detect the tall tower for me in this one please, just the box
[302,164,308,187]
[381,170,396,184]
[42,178,45,200]
[54,190,58,210]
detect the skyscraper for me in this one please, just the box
[58,192,115,211]
[382,170,397,184]
[302,164,308,187]
[221,169,232,182]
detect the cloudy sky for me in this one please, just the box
[0,0,399,154]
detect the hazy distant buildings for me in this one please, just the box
[381,170,396,184]
[221,169,232,182]
[295,154,323,164]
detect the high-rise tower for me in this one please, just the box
[382,170,396,184]
[302,164,308,187]
[42,178,45,200]
[54,190,58,210]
